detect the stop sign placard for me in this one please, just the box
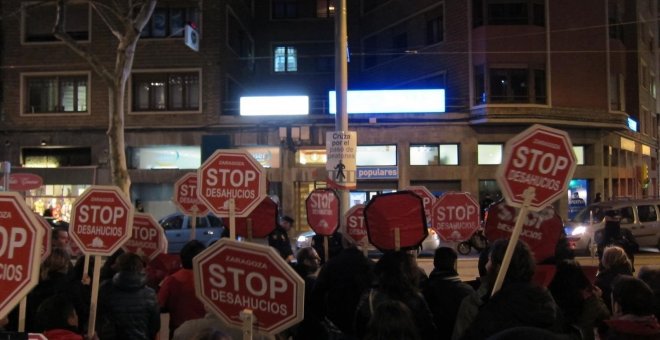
[198,150,266,218]
[193,239,305,334]
[123,213,167,261]
[432,192,480,242]
[235,196,278,238]
[364,191,427,252]
[306,189,340,236]
[405,186,436,226]
[69,186,134,256]
[0,192,44,319]
[173,172,209,216]
[496,124,577,211]
[344,204,367,244]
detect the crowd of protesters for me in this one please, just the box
[2,213,660,340]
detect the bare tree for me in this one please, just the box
[52,0,157,196]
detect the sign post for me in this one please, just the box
[326,131,357,190]
[174,172,209,241]
[432,192,480,242]
[193,239,305,337]
[69,186,134,338]
[198,150,266,240]
[493,124,576,295]
[0,193,44,328]
[405,186,436,227]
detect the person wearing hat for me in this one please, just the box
[269,215,295,262]
[596,209,639,270]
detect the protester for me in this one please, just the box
[364,300,420,340]
[595,245,634,313]
[269,215,295,262]
[173,309,268,340]
[548,259,609,340]
[600,276,660,339]
[596,210,638,268]
[354,251,437,339]
[457,239,561,340]
[568,191,586,220]
[637,265,660,320]
[35,294,88,340]
[311,246,375,338]
[158,240,207,338]
[51,225,72,253]
[311,230,344,264]
[97,252,160,339]
[452,247,491,339]
[422,247,474,339]
[289,247,322,339]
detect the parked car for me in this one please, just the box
[296,228,441,256]
[159,212,226,253]
[564,199,660,254]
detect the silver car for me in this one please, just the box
[159,212,226,253]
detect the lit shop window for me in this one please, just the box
[410,144,458,165]
[23,74,88,114]
[274,46,298,72]
[132,71,200,112]
[477,144,502,165]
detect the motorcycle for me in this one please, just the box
[457,228,488,255]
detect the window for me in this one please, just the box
[23,1,89,42]
[274,46,298,72]
[227,11,254,72]
[132,71,200,112]
[317,0,335,18]
[478,144,502,165]
[641,62,649,89]
[638,205,658,222]
[23,147,92,167]
[141,7,200,38]
[573,146,585,165]
[357,145,397,166]
[426,5,444,45]
[273,0,298,19]
[474,66,546,104]
[410,144,458,165]
[610,73,625,111]
[473,0,544,27]
[23,74,88,114]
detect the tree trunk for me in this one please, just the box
[108,85,131,195]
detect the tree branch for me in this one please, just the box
[132,0,157,33]
[88,0,124,40]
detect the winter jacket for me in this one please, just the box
[43,328,84,340]
[595,267,633,314]
[422,269,474,340]
[98,271,160,340]
[602,314,660,339]
[460,282,561,340]
[158,268,205,336]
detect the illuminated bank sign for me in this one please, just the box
[329,89,445,114]
[240,96,309,116]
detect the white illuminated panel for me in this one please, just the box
[627,118,638,131]
[329,89,445,114]
[240,96,309,116]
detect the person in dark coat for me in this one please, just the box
[422,247,474,339]
[311,230,344,264]
[354,251,437,339]
[269,215,294,262]
[459,239,562,340]
[97,252,160,340]
[595,245,634,314]
[35,294,85,340]
[600,276,660,339]
[596,210,639,269]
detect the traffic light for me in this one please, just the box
[641,163,650,189]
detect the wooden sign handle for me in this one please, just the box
[394,227,401,251]
[491,187,535,296]
[240,308,254,340]
[229,198,236,241]
[323,236,329,262]
[87,255,103,339]
[247,218,253,241]
[190,210,198,241]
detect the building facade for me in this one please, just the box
[0,0,658,231]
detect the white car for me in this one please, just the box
[564,199,660,254]
[296,228,441,256]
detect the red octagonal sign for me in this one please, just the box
[193,239,305,335]
[123,213,167,261]
[0,192,44,319]
[70,186,134,256]
[432,192,480,242]
[173,172,209,216]
[496,124,577,212]
[198,150,266,218]
[344,204,367,244]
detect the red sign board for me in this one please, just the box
[405,186,435,226]
[305,189,340,236]
[432,192,480,242]
[9,173,43,191]
[484,200,563,263]
[173,172,209,216]
[496,124,577,211]
[344,204,367,244]
[123,213,167,261]
[0,192,44,319]
[198,150,266,218]
[69,186,134,256]
[34,214,53,262]
[193,239,305,335]
[235,196,278,238]
[364,191,427,252]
